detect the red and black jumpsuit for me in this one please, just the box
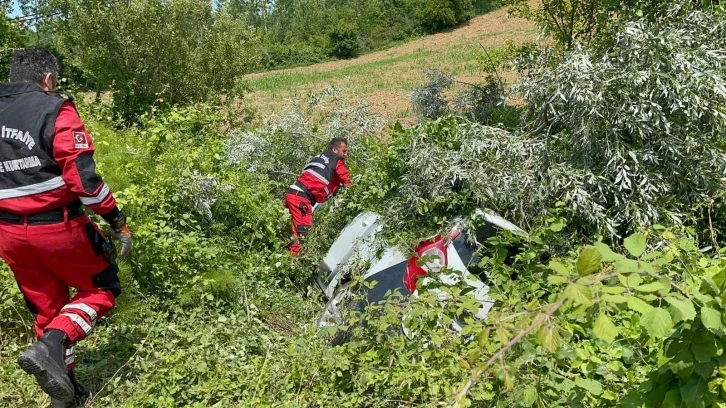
[0,83,122,372]
[285,149,352,255]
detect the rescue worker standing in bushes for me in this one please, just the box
[285,138,352,255]
[0,48,132,407]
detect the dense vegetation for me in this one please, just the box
[3,0,501,120]
[2,0,726,407]
[228,0,502,68]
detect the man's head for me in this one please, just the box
[328,137,348,159]
[9,48,59,92]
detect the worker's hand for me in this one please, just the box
[109,213,132,259]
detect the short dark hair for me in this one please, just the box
[9,48,59,84]
[328,137,348,150]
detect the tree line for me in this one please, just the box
[1,0,500,121]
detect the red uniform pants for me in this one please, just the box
[284,193,313,255]
[0,214,120,372]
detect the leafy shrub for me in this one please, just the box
[328,23,362,59]
[0,8,25,81]
[410,68,519,126]
[411,0,476,32]
[258,40,330,70]
[224,86,381,187]
[43,0,259,121]
[514,4,726,235]
[504,0,670,49]
[410,69,454,120]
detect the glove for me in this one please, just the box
[108,212,132,259]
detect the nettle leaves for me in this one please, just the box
[538,232,726,406]
[546,233,688,343]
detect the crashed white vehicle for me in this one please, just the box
[315,210,525,342]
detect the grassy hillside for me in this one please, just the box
[243,6,538,124]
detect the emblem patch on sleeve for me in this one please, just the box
[73,132,89,149]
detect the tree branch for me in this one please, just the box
[478,43,506,95]
[452,272,617,405]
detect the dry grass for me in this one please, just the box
[243,4,540,124]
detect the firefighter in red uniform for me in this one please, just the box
[285,138,352,255]
[0,48,132,407]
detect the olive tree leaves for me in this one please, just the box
[455,230,726,408]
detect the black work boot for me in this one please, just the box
[17,329,74,403]
[50,370,91,408]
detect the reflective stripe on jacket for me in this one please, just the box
[295,149,352,204]
[0,83,116,215]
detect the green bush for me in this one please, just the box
[0,7,26,81]
[411,0,476,32]
[328,23,362,60]
[44,0,259,121]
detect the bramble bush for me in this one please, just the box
[3,1,726,407]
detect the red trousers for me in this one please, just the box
[0,214,120,371]
[284,193,313,255]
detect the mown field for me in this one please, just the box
[243,6,538,124]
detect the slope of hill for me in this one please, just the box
[244,6,539,124]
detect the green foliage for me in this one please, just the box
[236,0,497,69]
[4,2,726,407]
[0,3,27,81]
[410,68,521,127]
[514,4,726,235]
[327,22,362,60]
[411,0,476,31]
[504,0,667,49]
[433,217,726,407]
[40,0,258,121]
[223,86,380,187]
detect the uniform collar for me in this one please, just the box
[324,149,345,161]
[0,82,46,98]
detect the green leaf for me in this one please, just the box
[601,286,626,294]
[635,282,667,293]
[565,284,593,307]
[547,275,569,285]
[665,297,696,322]
[681,378,707,408]
[641,307,673,338]
[693,360,717,378]
[593,313,618,344]
[679,238,697,252]
[691,341,717,364]
[549,261,570,276]
[574,378,603,396]
[662,389,682,408]
[669,350,695,379]
[626,273,644,288]
[594,242,622,262]
[504,372,514,391]
[521,386,537,407]
[602,294,628,304]
[701,307,723,333]
[537,324,560,353]
[614,259,640,273]
[624,233,647,258]
[577,246,602,276]
[627,296,654,314]
[641,250,663,261]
